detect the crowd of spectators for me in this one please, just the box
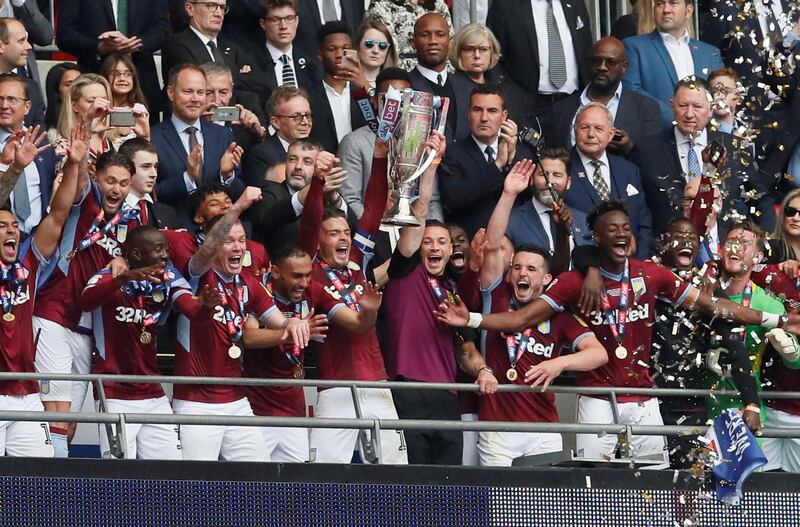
[0,0,798,473]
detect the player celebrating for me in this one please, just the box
[476,160,607,466]
[0,123,84,456]
[436,200,800,461]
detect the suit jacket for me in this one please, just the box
[151,119,245,208]
[307,80,367,154]
[56,0,170,113]
[506,200,593,250]
[622,31,724,126]
[236,45,318,112]
[160,28,243,87]
[295,0,364,57]
[242,133,287,186]
[438,135,531,237]
[2,139,56,228]
[408,68,472,144]
[549,85,664,150]
[565,148,653,258]
[635,128,776,236]
[486,0,593,97]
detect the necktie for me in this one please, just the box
[186,126,204,178]
[117,0,128,35]
[436,73,444,87]
[139,199,149,225]
[322,0,338,22]
[590,159,610,201]
[13,169,30,222]
[281,54,296,87]
[686,140,701,179]
[485,145,495,165]
[207,41,226,63]
[546,0,567,89]
[763,4,783,45]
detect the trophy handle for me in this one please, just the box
[398,97,450,186]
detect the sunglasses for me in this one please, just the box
[785,206,800,218]
[363,39,390,50]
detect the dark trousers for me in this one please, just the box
[391,387,462,465]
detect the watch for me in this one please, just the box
[479,366,493,376]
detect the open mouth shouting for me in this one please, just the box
[1,236,17,261]
[450,250,465,268]
[611,239,628,258]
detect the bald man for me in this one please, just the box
[550,37,662,156]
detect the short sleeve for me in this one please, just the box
[650,263,692,305]
[540,271,582,312]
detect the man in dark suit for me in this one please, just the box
[487,0,593,120]
[118,138,179,230]
[635,79,776,237]
[306,21,366,154]
[565,102,653,258]
[0,73,55,233]
[550,37,662,156]
[243,86,313,185]
[8,0,53,88]
[151,64,245,223]
[438,84,530,237]
[237,0,317,114]
[160,0,244,88]
[56,0,169,116]
[0,18,43,126]
[408,13,472,144]
[294,0,363,58]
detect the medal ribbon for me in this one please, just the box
[216,273,246,343]
[321,262,360,312]
[123,269,175,334]
[428,276,456,305]
[505,303,532,368]
[600,259,630,346]
[68,207,139,260]
[0,261,27,319]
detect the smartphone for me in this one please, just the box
[343,48,359,67]
[612,131,623,142]
[708,139,725,167]
[211,106,241,122]
[108,109,135,127]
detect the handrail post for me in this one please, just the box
[350,385,378,463]
[95,380,124,459]
[117,413,128,459]
[372,419,383,464]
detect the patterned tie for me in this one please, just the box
[686,139,702,179]
[322,0,338,22]
[186,126,204,178]
[13,169,30,222]
[590,159,610,201]
[117,0,128,34]
[546,0,567,89]
[207,41,226,63]
[281,54,296,87]
[485,145,495,165]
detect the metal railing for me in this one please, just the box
[1,372,798,463]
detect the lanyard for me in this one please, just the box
[0,261,28,320]
[504,301,532,368]
[600,259,630,346]
[216,273,245,343]
[68,207,139,260]
[321,261,360,312]
[123,270,174,330]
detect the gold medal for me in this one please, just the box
[506,368,518,381]
[615,345,628,360]
[228,345,242,359]
[293,367,305,379]
[139,330,152,344]
[2,313,14,322]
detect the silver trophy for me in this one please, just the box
[381,89,449,226]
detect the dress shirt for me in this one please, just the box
[674,127,708,180]
[569,83,623,145]
[530,0,579,94]
[659,30,694,81]
[124,191,153,210]
[577,149,611,193]
[189,25,220,62]
[323,80,352,142]
[316,0,342,23]
[267,42,297,87]
[416,64,448,86]
[756,0,787,44]
[0,128,42,233]
[171,115,206,192]
[532,197,556,252]
[110,0,120,25]
[472,135,500,163]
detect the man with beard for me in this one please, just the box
[436,200,800,461]
[33,145,141,456]
[0,124,84,457]
[476,159,606,466]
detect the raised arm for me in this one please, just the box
[188,186,262,277]
[296,152,335,255]
[357,138,390,236]
[436,294,556,333]
[523,333,607,390]
[328,281,382,334]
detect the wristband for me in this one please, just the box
[761,312,780,328]
[467,312,483,329]
[745,404,761,413]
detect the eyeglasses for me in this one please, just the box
[0,95,28,106]
[264,14,297,25]
[190,2,229,13]
[276,112,313,123]
[461,45,491,55]
[111,70,133,79]
[785,206,800,218]
[363,39,390,50]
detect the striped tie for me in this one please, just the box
[546,0,567,89]
[281,54,296,87]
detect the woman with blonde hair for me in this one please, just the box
[769,188,800,263]
[449,23,501,85]
[353,19,398,89]
[56,73,115,160]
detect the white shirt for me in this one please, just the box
[472,135,499,163]
[756,0,787,45]
[530,0,579,94]
[323,80,352,142]
[659,30,694,80]
[267,42,297,87]
[570,83,623,145]
[0,129,42,234]
[707,222,720,258]
[171,115,205,192]
[316,0,341,23]
[416,64,448,86]
[124,192,153,209]
[577,149,611,193]
[532,197,556,252]
[110,0,119,25]
[674,127,707,180]
[189,26,220,62]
